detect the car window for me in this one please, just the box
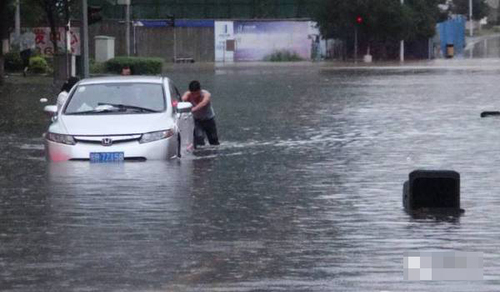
[169,81,181,102]
[168,81,182,114]
[64,83,166,114]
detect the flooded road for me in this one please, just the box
[2,62,500,291]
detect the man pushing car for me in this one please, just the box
[181,80,220,148]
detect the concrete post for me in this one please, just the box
[15,0,20,39]
[126,2,130,57]
[400,0,404,62]
[470,0,473,37]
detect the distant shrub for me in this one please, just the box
[105,57,164,75]
[29,56,49,74]
[264,50,304,62]
[4,51,23,71]
[90,59,106,74]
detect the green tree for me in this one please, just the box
[451,0,489,20]
[0,0,14,85]
[314,0,446,59]
[406,0,448,39]
[25,0,71,55]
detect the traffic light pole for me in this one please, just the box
[354,26,358,64]
[81,0,90,78]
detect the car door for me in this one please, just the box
[169,80,194,154]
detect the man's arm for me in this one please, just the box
[191,91,211,112]
[181,91,190,102]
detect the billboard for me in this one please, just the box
[11,27,81,56]
[233,21,311,61]
[215,21,319,62]
[215,21,235,62]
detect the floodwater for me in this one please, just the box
[2,61,500,291]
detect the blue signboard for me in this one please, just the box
[175,20,214,28]
[134,19,214,28]
[438,16,466,57]
[134,20,174,27]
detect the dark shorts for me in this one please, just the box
[194,118,219,147]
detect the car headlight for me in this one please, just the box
[140,129,174,144]
[46,132,76,145]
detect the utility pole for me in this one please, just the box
[354,16,363,64]
[15,0,20,39]
[126,0,130,56]
[82,0,89,78]
[400,0,404,62]
[171,15,176,62]
[469,0,473,37]
[354,26,358,64]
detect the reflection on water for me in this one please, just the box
[2,63,500,291]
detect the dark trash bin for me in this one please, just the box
[446,44,454,59]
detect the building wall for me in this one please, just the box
[88,19,215,62]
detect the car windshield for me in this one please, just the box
[64,83,165,114]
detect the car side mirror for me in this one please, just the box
[44,105,58,116]
[177,102,192,113]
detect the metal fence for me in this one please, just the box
[89,20,215,62]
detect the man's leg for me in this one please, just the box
[193,119,206,148]
[203,118,220,145]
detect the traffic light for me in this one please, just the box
[356,16,363,24]
[88,6,102,25]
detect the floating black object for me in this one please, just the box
[403,170,462,211]
[481,111,500,118]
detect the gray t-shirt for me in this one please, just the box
[191,90,215,121]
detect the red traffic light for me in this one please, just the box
[356,16,363,24]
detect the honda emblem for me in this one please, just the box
[101,138,113,146]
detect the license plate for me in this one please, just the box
[90,152,124,163]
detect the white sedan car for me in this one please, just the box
[43,76,194,162]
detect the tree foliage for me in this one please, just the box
[0,0,12,85]
[24,0,73,55]
[314,0,447,43]
[450,0,489,20]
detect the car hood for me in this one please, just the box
[56,113,174,135]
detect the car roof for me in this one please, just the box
[78,76,168,85]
